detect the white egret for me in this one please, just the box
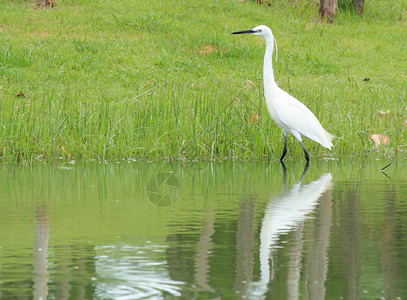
[232,25,333,162]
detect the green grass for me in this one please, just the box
[0,0,406,162]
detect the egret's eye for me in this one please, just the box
[258,29,262,32]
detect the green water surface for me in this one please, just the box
[1,159,406,299]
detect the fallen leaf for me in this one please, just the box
[248,113,259,126]
[243,79,255,90]
[377,110,390,118]
[371,134,390,146]
[199,45,217,56]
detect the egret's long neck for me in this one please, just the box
[263,36,278,95]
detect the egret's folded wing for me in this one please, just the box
[273,90,325,143]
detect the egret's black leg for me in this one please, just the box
[297,161,310,184]
[299,141,310,162]
[280,160,287,192]
[280,134,288,162]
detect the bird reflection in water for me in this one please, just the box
[247,162,332,299]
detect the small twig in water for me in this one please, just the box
[380,148,399,172]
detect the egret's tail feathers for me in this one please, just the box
[322,129,334,150]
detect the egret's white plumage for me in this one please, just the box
[232,25,333,161]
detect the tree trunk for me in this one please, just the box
[353,0,364,14]
[37,0,53,9]
[319,0,338,23]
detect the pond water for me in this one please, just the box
[1,159,407,299]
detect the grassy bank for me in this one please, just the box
[0,0,406,162]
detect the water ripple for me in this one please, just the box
[94,244,184,300]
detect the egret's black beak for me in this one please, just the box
[232,29,255,34]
